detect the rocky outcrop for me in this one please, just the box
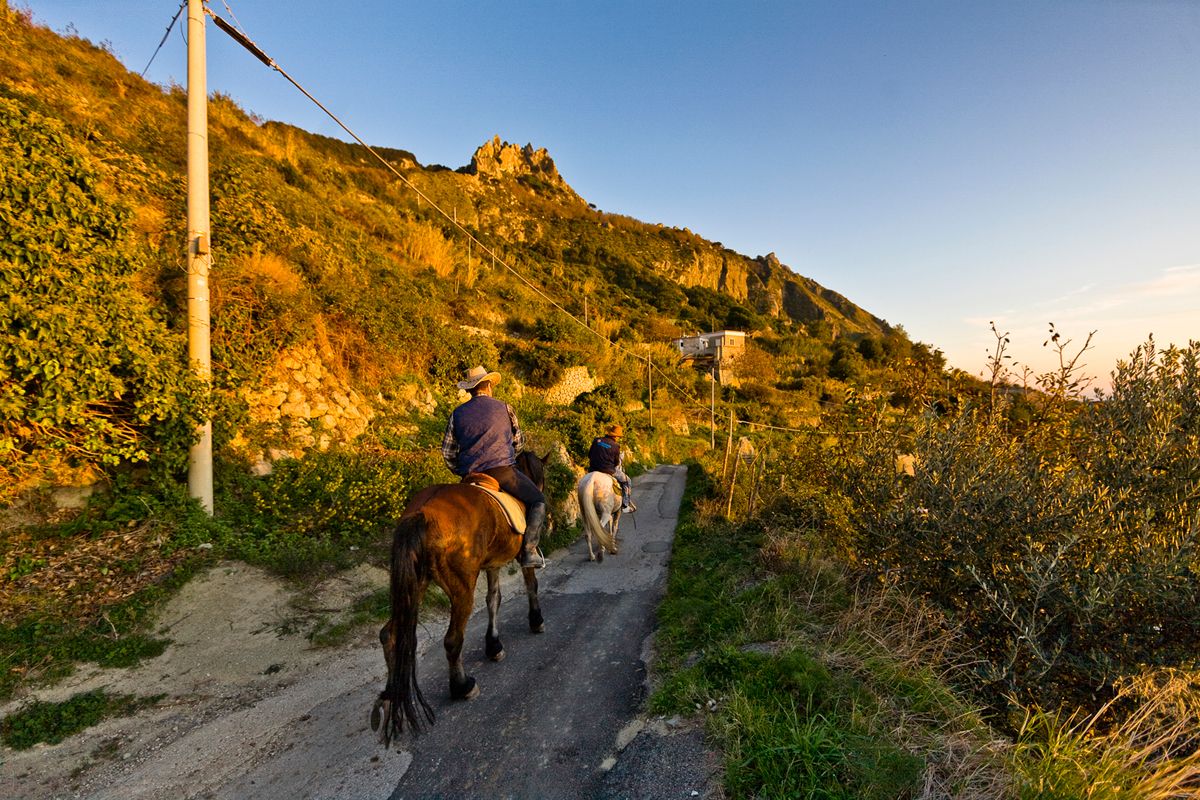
[468,135,566,187]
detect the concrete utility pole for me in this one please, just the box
[187,0,214,513]
[710,365,716,449]
[647,353,653,428]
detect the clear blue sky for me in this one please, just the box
[27,1,1200,391]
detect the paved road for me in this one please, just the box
[73,464,706,800]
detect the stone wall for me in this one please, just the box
[236,342,376,472]
[543,366,597,406]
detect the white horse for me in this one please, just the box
[576,471,622,562]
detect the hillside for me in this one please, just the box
[0,6,922,503]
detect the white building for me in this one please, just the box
[670,330,746,383]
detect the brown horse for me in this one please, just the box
[371,451,548,746]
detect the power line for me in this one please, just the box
[206,5,710,410]
[206,5,880,439]
[140,1,185,78]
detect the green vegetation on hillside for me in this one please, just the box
[656,337,1200,797]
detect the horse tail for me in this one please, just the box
[579,473,615,552]
[382,513,435,742]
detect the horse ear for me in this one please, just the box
[540,451,551,463]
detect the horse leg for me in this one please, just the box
[586,525,598,562]
[484,568,505,661]
[443,575,480,700]
[372,621,394,733]
[600,507,617,556]
[523,566,545,633]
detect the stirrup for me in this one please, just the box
[519,548,547,569]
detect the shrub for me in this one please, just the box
[0,97,204,501]
[835,339,1200,719]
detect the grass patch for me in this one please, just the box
[0,689,165,749]
[652,461,1010,797]
[0,551,207,703]
[307,586,393,648]
[1010,668,1200,800]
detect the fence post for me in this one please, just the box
[726,449,740,519]
[722,408,734,479]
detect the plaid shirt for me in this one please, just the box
[441,399,524,474]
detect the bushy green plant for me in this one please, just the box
[835,339,1200,718]
[224,447,444,572]
[0,96,205,501]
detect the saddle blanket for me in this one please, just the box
[462,473,526,534]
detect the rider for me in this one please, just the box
[442,365,547,568]
[588,424,635,513]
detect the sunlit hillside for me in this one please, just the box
[1,6,953,501]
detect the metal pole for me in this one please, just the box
[710,365,715,449]
[722,408,733,479]
[187,0,213,514]
[647,353,653,429]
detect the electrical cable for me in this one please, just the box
[140,1,186,78]
[205,4,861,438]
[205,6,710,403]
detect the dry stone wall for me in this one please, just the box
[237,342,375,472]
[543,366,597,406]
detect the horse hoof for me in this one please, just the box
[451,676,480,700]
[370,698,387,732]
[489,648,506,662]
[530,622,545,634]
[588,553,596,562]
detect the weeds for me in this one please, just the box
[1,689,164,750]
[655,463,1011,798]
[1011,668,1200,799]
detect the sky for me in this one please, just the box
[24,1,1200,392]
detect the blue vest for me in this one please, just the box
[450,395,516,475]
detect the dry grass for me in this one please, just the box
[0,523,187,626]
[242,252,307,299]
[399,221,458,278]
[313,312,403,389]
[825,583,1014,798]
[1012,667,1200,798]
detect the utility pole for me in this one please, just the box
[710,365,716,449]
[187,0,213,513]
[647,353,653,429]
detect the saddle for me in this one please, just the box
[462,473,526,534]
[590,471,622,499]
[610,476,623,499]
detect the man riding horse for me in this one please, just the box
[442,365,547,568]
[588,423,635,514]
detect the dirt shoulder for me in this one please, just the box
[0,560,390,797]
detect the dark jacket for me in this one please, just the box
[442,395,523,476]
[588,435,621,475]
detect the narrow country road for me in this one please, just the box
[5,464,718,800]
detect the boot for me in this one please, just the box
[519,503,548,568]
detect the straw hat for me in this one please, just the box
[457,365,501,390]
[605,424,624,439]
